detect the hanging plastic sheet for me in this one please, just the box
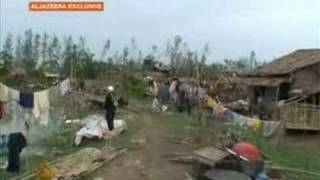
[75,115,127,146]
[60,78,72,96]
[0,83,10,102]
[9,88,19,101]
[33,90,50,119]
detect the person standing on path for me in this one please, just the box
[104,86,117,131]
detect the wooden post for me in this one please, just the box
[318,95,320,128]
[276,86,280,101]
[196,62,204,126]
[250,86,255,116]
[313,96,316,128]
[304,99,307,128]
[294,102,298,124]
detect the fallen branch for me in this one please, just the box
[82,148,127,176]
[168,156,194,164]
[12,158,60,180]
[16,147,126,180]
[161,153,194,164]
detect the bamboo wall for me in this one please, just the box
[280,103,320,130]
[292,63,320,94]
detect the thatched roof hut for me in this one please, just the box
[239,49,320,130]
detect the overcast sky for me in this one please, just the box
[1,0,320,62]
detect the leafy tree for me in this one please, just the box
[62,36,74,76]
[122,46,129,64]
[130,37,137,61]
[185,51,195,76]
[22,29,36,72]
[48,35,61,63]
[171,35,182,68]
[143,55,156,69]
[209,62,224,72]
[0,33,14,72]
[41,32,49,62]
[73,36,97,79]
[137,50,143,64]
[39,35,61,75]
[33,33,41,64]
[101,39,111,61]
[15,36,23,65]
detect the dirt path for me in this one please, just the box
[88,106,192,180]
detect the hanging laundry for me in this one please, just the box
[7,132,27,172]
[9,88,19,101]
[194,86,206,102]
[0,102,4,120]
[48,84,61,106]
[39,111,50,126]
[0,83,10,102]
[224,109,237,121]
[33,90,50,120]
[205,95,217,109]
[0,134,9,156]
[60,78,72,96]
[19,92,34,108]
[224,109,261,131]
[169,80,178,103]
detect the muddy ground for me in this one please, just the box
[82,98,320,180]
[82,98,221,180]
[1,94,320,180]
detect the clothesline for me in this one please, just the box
[0,78,71,100]
[0,78,72,126]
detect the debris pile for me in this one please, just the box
[74,114,128,146]
[14,146,126,180]
[207,74,248,103]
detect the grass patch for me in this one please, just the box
[227,124,320,180]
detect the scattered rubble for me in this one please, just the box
[130,138,147,149]
[14,146,126,180]
[74,115,128,146]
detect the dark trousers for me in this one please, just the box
[105,111,115,131]
[7,147,20,172]
[7,133,26,172]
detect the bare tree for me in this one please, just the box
[101,39,111,61]
[33,33,41,64]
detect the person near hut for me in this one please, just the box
[145,76,160,112]
[158,80,170,111]
[104,86,117,131]
[175,80,192,115]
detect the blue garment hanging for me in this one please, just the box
[19,92,34,108]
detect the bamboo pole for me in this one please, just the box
[313,96,316,126]
[196,62,204,126]
[272,166,320,178]
[318,95,320,128]
[81,148,127,177]
[276,86,280,101]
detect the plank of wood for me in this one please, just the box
[193,147,229,166]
